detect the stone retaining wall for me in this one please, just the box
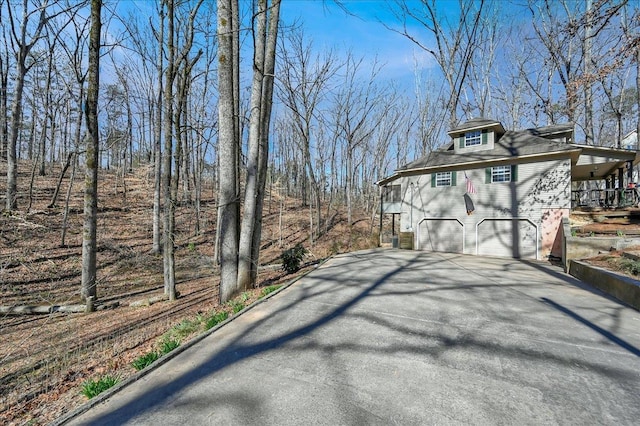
[561,217,640,270]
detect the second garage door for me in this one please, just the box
[476,218,537,259]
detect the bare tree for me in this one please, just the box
[526,0,627,130]
[5,0,64,209]
[81,0,101,305]
[388,0,486,128]
[237,0,281,291]
[217,0,240,303]
[0,28,7,161]
[333,54,386,227]
[276,29,340,241]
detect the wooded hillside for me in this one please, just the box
[0,161,378,424]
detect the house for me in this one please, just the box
[378,118,640,260]
[622,129,637,151]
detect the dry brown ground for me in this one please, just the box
[0,161,378,425]
[570,212,640,280]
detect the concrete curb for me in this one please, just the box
[568,260,640,311]
[49,257,332,426]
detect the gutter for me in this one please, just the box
[377,149,581,186]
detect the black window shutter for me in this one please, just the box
[485,167,492,184]
[451,171,457,186]
[431,174,436,187]
[481,129,488,144]
[511,165,518,182]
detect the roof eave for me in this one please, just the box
[377,149,580,186]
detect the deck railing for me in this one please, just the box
[571,188,639,209]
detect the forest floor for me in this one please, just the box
[0,162,379,425]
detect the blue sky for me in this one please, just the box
[279,0,436,83]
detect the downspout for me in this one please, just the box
[379,188,383,246]
[410,181,414,231]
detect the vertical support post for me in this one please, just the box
[392,214,395,236]
[379,189,383,246]
[618,167,625,207]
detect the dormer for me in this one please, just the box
[525,123,574,144]
[448,118,506,154]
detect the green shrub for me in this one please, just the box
[282,243,307,274]
[81,375,119,399]
[160,338,180,354]
[620,258,640,276]
[260,285,282,298]
[131,351,160,371]
[231,301,245,313]
[205,311,229,329]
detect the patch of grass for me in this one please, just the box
[205,311,229,330]
[131,338,180,372]
[260,285,282,298]
[619,258,640,276]
[231,301,245,314]
[164,318,201,342]
[616,230,625,237]
[160,338,180,354]
[131,351,160,371]
[80,375,119,399]
[240,291,250,302]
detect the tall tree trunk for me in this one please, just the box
[0,48,8,160]
[584,0,594,145]
[81,0,102,305]
[39,41,55,176]
[6,59,25,211]
[152,6,164,254]
[163,0,176,301]
[217,0,240,303]
[238,0,280,290]
[61,153,77,247]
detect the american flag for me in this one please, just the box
[465,172,477,194]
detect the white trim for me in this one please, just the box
[376,149,582,186]
[475,217,538,260]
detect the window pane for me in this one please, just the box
[491,166,511,182]
[465,130,481,146]
[436,172,452,186]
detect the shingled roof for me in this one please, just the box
[447,118,505,135]
[399,130,580,172]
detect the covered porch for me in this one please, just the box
[571,146,640,209]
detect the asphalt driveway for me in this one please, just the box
[62,249,640,425]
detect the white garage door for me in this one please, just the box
[477,218,537,259]
[418,218,464,253]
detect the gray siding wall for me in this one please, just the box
[399,158,571,259]
[452,131,495,154]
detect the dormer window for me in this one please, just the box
[465,130,482,147]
